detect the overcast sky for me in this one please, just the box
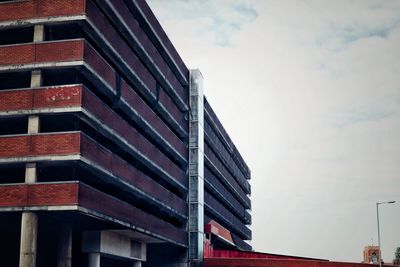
[147,0,400,262]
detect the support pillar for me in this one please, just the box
[19,158,38,267]
[87,253,100,267]
[188,69,205,266]
[57,226,72,267]
[30,70,42,88]
[32,24,44,43]
[19,213,38,267]
[19,24,44,267]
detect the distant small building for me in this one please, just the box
[363,246,381,264]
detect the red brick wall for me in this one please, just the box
[37,0,86,17]
[0,136,30,157]
[0,1,36,21]
[0,0,85,21]
[0,44,35,65]
[0,90,33,111]
[0,85,82,111]
[0,40,84,65]
[29,183,79,206]
[83,42,116,90]
[33,85,82,108]
[0,183,78,207]
[0,133,80,158]
[205,221,234,244]
[36,41,84,62]
[0,184,28,207]
[204,258,375,267]
[32,133,80,156]
[207,250,322,261]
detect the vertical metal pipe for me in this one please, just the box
[376,201,396,267]
[377,203,381,267]
[188,69,205,266]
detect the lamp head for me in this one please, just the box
[377,201,396,205]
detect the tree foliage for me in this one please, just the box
[395,247,400,260]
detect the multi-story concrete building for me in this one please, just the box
[0,1,251,266]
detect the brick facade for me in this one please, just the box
[0,133,80,158]
[0,0,85,21]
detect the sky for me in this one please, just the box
[147,0,400,262]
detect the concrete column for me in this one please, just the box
[19,212,38,267]
[131,261,141,267]
[25,163,37,183]
[19,24,44,267]
[33,25,44,43]
[30,70,42,88]
[188,69,205,267]
[88,253,100,267]
[20,160,39,267]
[57,226,72,267]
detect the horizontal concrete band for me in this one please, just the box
[204,99,251,179]
[205,126,250,192]
[205,155,251,210]
[0,38,188,140]
[0,181,187,246]
[0,85,187,187]
[0,132,187,217]
[204,116,251,194]
[205,190,250,229]
[205,141,250,195]
[204,166,251,222]
[204,166,251,226]
[204,198,251,241]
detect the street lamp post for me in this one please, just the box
[376,201,396,267]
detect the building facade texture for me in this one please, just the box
[0,1,252,266]
[362,246,380,264]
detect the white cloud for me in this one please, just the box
[148,0,400,262]
[148,0,258,46]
